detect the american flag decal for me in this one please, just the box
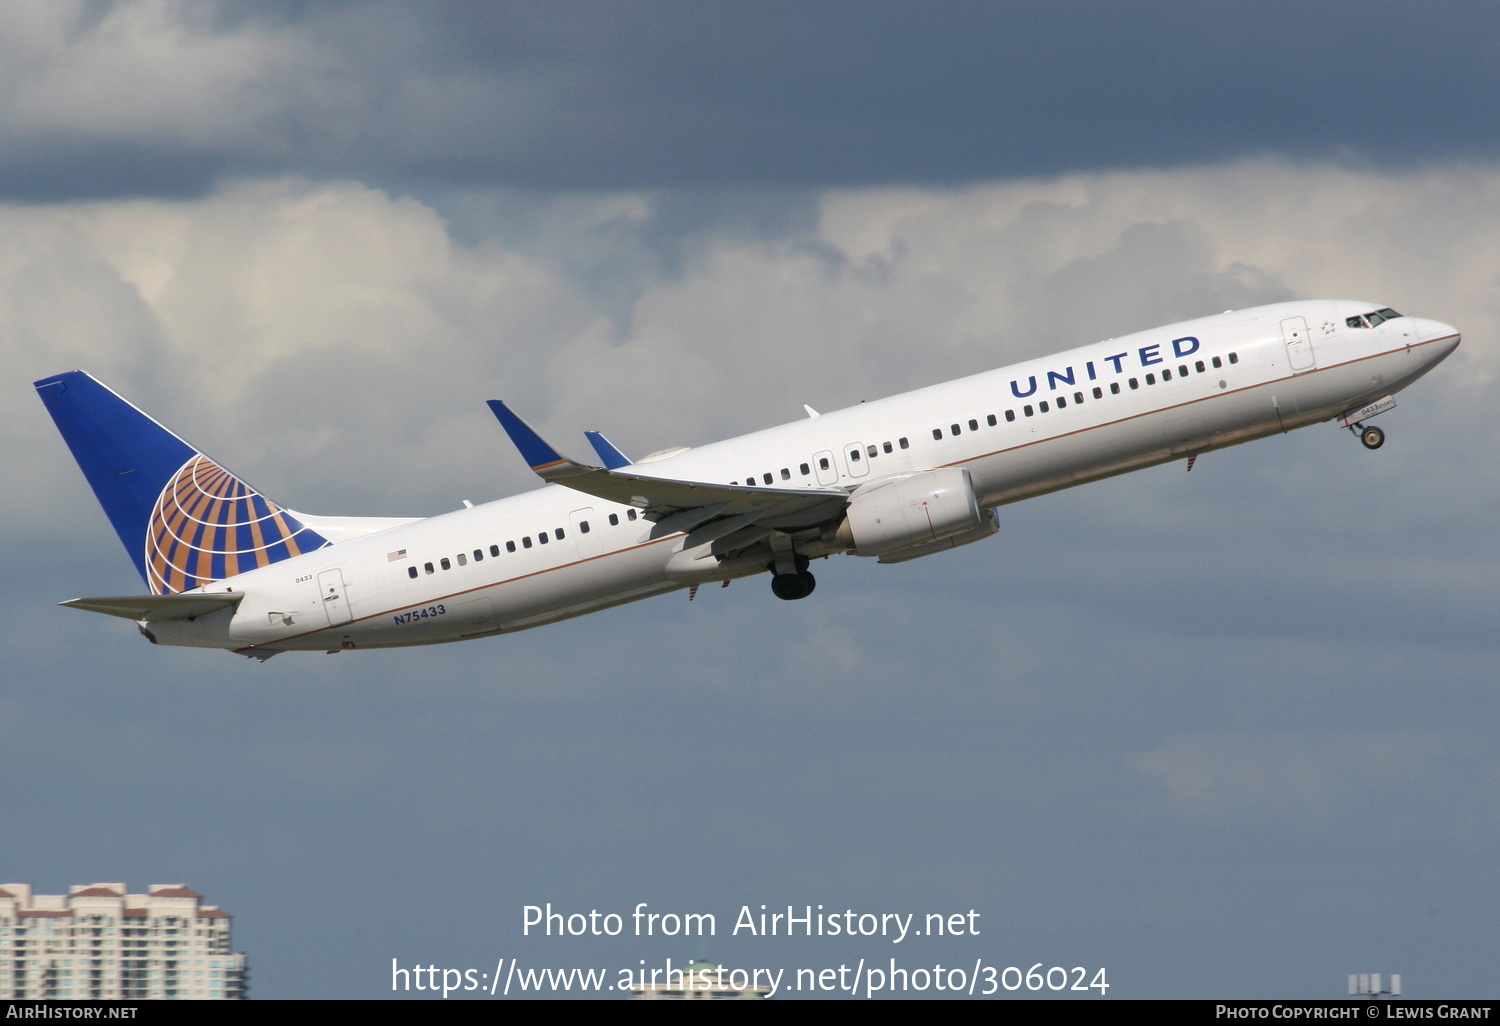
[144,455,329,596]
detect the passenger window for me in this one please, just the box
[848,451,860,463]
[441,557,451,570]
[1024,405,1034,417]
[424,562,434,574]
[474,549,483,561]
[763,472,774,484]
[1195,360,1205,373]
[1110,382,1121,394]
[986,414,997,426]
[608,513,619,526]
[968,419,978,431]
[1039,400,1050,413]
[507,541,517,552]
[522,537,532,549]
[1212,356,1223,368]
[1161,369,1171,381]
[1005,409,1016,422]
[819,456,831,469]
[866,445,877,458]
[950,424,961,436]
[456,553,467,566]
[579,521,590,534]
[882,441,893,453]
[555,528,564,540]
[1145,373,1156,385]
[408,566,418,579]
[1178,365,1188,377]
[538,533,548,545]
[932,428,942,440]
[627,509,637,521]
[1056,396,1066,408]
[800,463,810,475]
[1228,352,1239,364]
[1074,392,1084,404]
[1129,378,1139,389]
[1092,387,1103,399]
[898,437,909,449]
[491,544,501,556]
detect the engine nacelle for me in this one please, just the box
[876,508,998,563]
[835,467,982,557]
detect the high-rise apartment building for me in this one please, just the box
[0,883,248,1000]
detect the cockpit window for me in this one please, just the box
[1346,308,1401,329]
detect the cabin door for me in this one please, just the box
[1281,316,1316,373]
[317,569,352,627]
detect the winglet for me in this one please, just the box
[584,430,632,469]
[487,400,596,481]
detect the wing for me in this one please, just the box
[61,593,245,621]
[487,401,849,534]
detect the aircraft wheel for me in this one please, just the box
[1361,425,1385,449]
[771,571,816,601]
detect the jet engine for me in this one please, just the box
[831,467,985,558]
[874,508,998,563]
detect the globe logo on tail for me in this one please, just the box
[145,455,327,595]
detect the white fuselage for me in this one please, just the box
[145,300,1459,655]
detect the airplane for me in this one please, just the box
[34,299,1459,659]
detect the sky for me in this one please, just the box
[3,0,1499,1001]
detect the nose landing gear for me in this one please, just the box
[1339,396,1396,450]
[1347,421,1385,449]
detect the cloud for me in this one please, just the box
[8,161,1499,552]
[0,0,313,144]
[1129,730,1497,836]
[3,2,1500,198]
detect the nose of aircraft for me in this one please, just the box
[1412,317,1461,360]
[1410,316,1458,352]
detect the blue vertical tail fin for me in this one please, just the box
[34,371,328,595]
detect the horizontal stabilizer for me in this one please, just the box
[584,430,632,469]
[61,593,245,621]
[488,400,850,532]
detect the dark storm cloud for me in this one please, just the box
[3,0,1498,200]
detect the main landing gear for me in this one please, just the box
[1349,422,1385,449]
[771,569,816,601]
[769,552,817,601]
